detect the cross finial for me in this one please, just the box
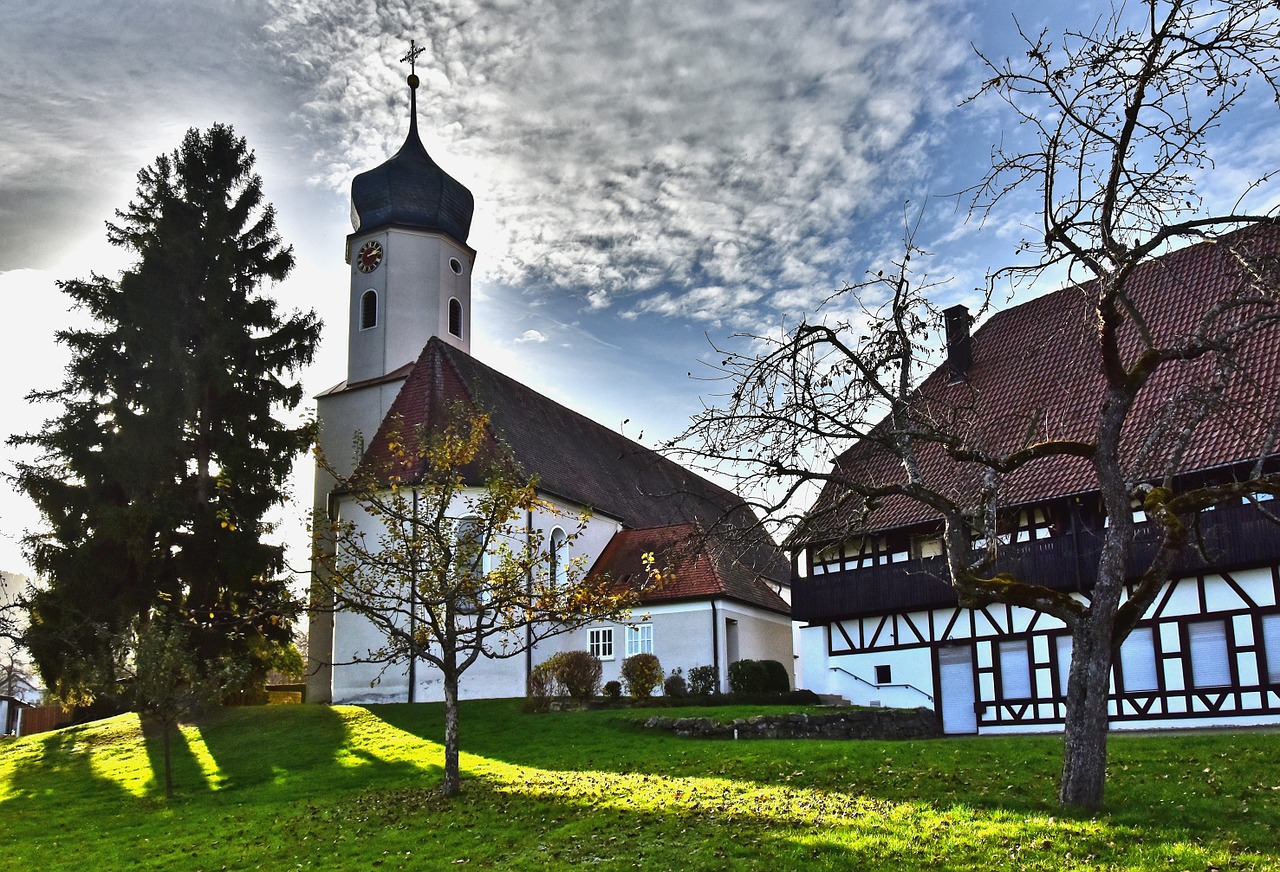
[400,39,426,76]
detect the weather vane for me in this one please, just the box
[400,39,426,77]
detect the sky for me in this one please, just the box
[3,0,1277,581]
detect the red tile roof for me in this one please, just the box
[348,338,792,603]
[589,523,790,613]
[796,225,1280,544]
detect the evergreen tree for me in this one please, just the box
[10,124,321,705]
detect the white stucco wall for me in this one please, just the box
[346,228,473,385]
[326,486,624,704]
[560,599,794,694]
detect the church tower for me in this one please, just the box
[308,51,477,705]
[344,58,475,384]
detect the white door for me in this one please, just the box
[939,645,977,734]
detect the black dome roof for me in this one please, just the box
[350,89,474,243]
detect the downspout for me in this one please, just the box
[525,508,534,689]
[711,599,720,693]
[408,487,418,703]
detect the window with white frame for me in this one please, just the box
[454,515,490,612]
[625,623,653,657]
[589,627,614,660]
[549,527,567,587]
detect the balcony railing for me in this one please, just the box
[792,499,1280,623]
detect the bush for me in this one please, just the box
[687,664,718,695]
[603,680,623,701]
[553,650,602,700]
[728,659,790,694]
[526,657,562,712]
[663,668,687,698]
[621,652,663,699]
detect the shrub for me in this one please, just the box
[526,657,563,712]
[728,659,790,694]
[663,668,687,698]
[687,664,718,695]
[621,652,663,699]
[553,650,602,700]
[603,680,623,701]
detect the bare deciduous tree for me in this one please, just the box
[316,404,638,797]
[674,0,1280,811]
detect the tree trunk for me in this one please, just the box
[442,672,461,797]
[1058,610,1114,811]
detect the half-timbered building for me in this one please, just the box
[790,228,1280,734]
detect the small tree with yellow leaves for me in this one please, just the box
[317,402,637,797]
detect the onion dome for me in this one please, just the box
[350,76,474,243]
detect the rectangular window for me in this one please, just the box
[1261,614,1280,683]
[874,664,892,684]
[1188,620,1232,688]
[625,624,653,657]
[589,627,614,660]
[1119,627,1159,692]
[999,640,1033,699]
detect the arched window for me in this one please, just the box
[454,515,487,612]
[549,527,567,587]
[360,290,378,330]
[449,298,463,338]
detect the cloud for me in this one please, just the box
[514,329,547,343]
[262,0,974,328]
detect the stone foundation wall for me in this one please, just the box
[640,708,941,740]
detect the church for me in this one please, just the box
[305,68,793,705]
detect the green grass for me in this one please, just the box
[1,701,1278,870]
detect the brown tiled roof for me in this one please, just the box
[589,523,790,614]
[795,225,1280,545]
[353,338,792,594]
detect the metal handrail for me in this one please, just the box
[830,666,934,703]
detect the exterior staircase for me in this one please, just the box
[816,693,852,706]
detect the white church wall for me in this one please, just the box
[326,485,625,703]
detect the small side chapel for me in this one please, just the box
[306,64,793,705]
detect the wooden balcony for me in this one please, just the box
[792,499,1280,623]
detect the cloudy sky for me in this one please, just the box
[3,0,1275,578]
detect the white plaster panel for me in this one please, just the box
[1234,614,1255,646]
[823,644,935,709]
[799,626,831,695]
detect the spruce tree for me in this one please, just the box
[10,124,320,704]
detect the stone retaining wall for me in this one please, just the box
[640,708,941,740]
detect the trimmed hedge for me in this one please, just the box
[727,659,790,694]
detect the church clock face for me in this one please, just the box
[356,240,384,273]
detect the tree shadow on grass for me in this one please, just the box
[286,761,1255,872]
[364,699,1280,861]
[140,717,217,798]
[1,721,150,860]
[193,704,438,801]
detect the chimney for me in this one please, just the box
[943,304,972,382]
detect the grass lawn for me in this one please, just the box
[1,700,1277,870]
